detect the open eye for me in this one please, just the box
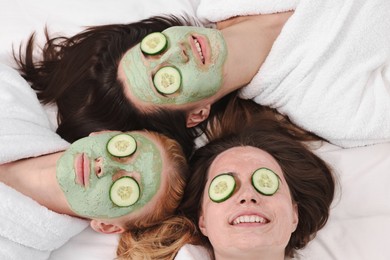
[140,32,168,55]
[208,173,236,203]
[106,134,137,158]
[153,66,182,95]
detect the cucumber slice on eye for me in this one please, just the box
[208,173,236,203]
[140,32,168,55]
[153,66,181,95]
[252,168,279,196]
[110,176,140,207]
[106,134,137,158]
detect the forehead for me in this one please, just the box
[209,146,282,177]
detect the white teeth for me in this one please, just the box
[232,215,267,225]
[194,38,205,63]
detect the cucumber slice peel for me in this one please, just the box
[208,173,236,203]
[153,66,181,95]
[110,176,140,207]
[106,134,137,158]
[140,32,168,55]
[252,168,279,196]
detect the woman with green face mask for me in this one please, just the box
[13,14,289,160]
[0,129,196,259]
[0,63,196,259]
[14,15,208,159]
[16,0,390,154]
[117,0,390,149]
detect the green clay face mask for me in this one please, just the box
[56,132,163,219]
[120,26,228,105]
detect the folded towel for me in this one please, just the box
[0,182,88,260]
[0,63,69,164]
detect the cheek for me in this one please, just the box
[203,203,221,227]
[202,202,229,243]
[273,200,298,239]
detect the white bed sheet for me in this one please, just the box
[1,1,390,259]
[297,142,390,260]
[0,0,199,67]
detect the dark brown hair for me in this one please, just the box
[205,92,323,143]
[13,15,219,158]
[180,114,335,258]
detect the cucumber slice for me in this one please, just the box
[208,173,236,203]
[106,134,137,158]
[153,67,181,95]
[110,176,140,207]
[140,32,168,55]
[251,168,279,196]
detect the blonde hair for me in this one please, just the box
[117,216,200,260]
[116,131,200,259]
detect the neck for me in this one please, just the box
[214,247,285,260]
[0,152,76,216]
[218,12,293,96]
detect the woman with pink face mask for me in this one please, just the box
[178,115,336,259]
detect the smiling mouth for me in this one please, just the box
[192,36,205,64]
[75,153,90,187]
[232,215,269,225]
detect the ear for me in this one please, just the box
[186,105,211,128]
[291,203,299,233]
[198,212,208,237]
[90,220,126,234]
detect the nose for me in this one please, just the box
[240,197,258,204]
[237,184,259,205]
[94,157,104,178]
[239,194,258,205]
[161,43,189,64]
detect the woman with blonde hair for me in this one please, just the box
[0,63,194,259]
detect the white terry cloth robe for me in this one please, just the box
[0,63,88,259]
[197,0,390,148]
[0,63,69,163]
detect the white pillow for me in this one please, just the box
[0,0,200,66]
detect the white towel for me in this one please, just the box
[197,0,298,24]
[0,63,88,259]
[197,0,390,147]
[175,244,211,260]
[0,63,69,164]
[0,182,88,260]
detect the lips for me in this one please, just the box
[230,212,270,226]
[191,35,208,64]
[74,153,90,187]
